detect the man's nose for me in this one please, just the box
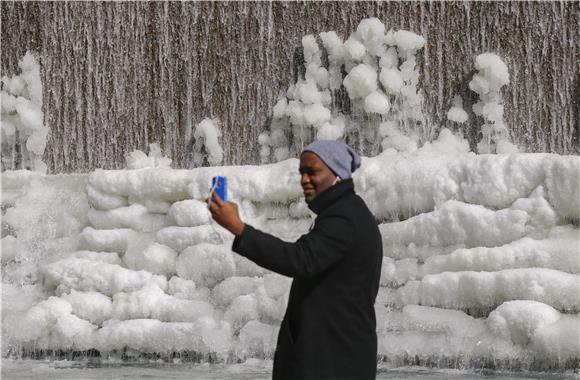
[301,174,310,185]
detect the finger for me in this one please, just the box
[211,190,225,206]
[207,198,217,213]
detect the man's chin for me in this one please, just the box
[304,194,314,204]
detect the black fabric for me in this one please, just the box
[232,179,383,380]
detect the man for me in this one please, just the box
[208,140,383,380]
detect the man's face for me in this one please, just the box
[299,152,337,203]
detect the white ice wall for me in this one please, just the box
[1,150,579,368]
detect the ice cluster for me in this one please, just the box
[2,131,579,368]
[258,18,428,163]
[193,118,224,167]
[258,18,523,166]
[469,53,519,154]
[447,95,469,124]
[1,51,49,173]
[126,143,172,170]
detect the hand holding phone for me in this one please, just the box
[207,176,245,236]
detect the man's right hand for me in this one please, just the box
[207,191,245,236]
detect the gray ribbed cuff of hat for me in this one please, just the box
[301,140,361,180]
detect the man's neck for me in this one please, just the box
[307,179,354,215]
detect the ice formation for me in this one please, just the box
[1,51,49,173]
[258,18,429,163]
[256,18,527,167]
[469,53,519,154]
[126,143,172,170]
[447,95,469,124]
[1,18,579,373]
[193,118,224,166]
[2,133,579,369]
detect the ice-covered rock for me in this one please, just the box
[43,258,168,296]
[176,244,236,288]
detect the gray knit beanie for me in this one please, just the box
[301,141,361,179]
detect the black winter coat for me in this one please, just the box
[232,179,383,380]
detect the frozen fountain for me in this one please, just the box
[1,3,579,378]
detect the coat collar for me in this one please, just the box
[307,179,354,215]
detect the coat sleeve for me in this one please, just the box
[232,214,355,278]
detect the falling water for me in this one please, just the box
[1,1,578,173]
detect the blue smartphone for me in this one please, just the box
[211,176,228,202]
